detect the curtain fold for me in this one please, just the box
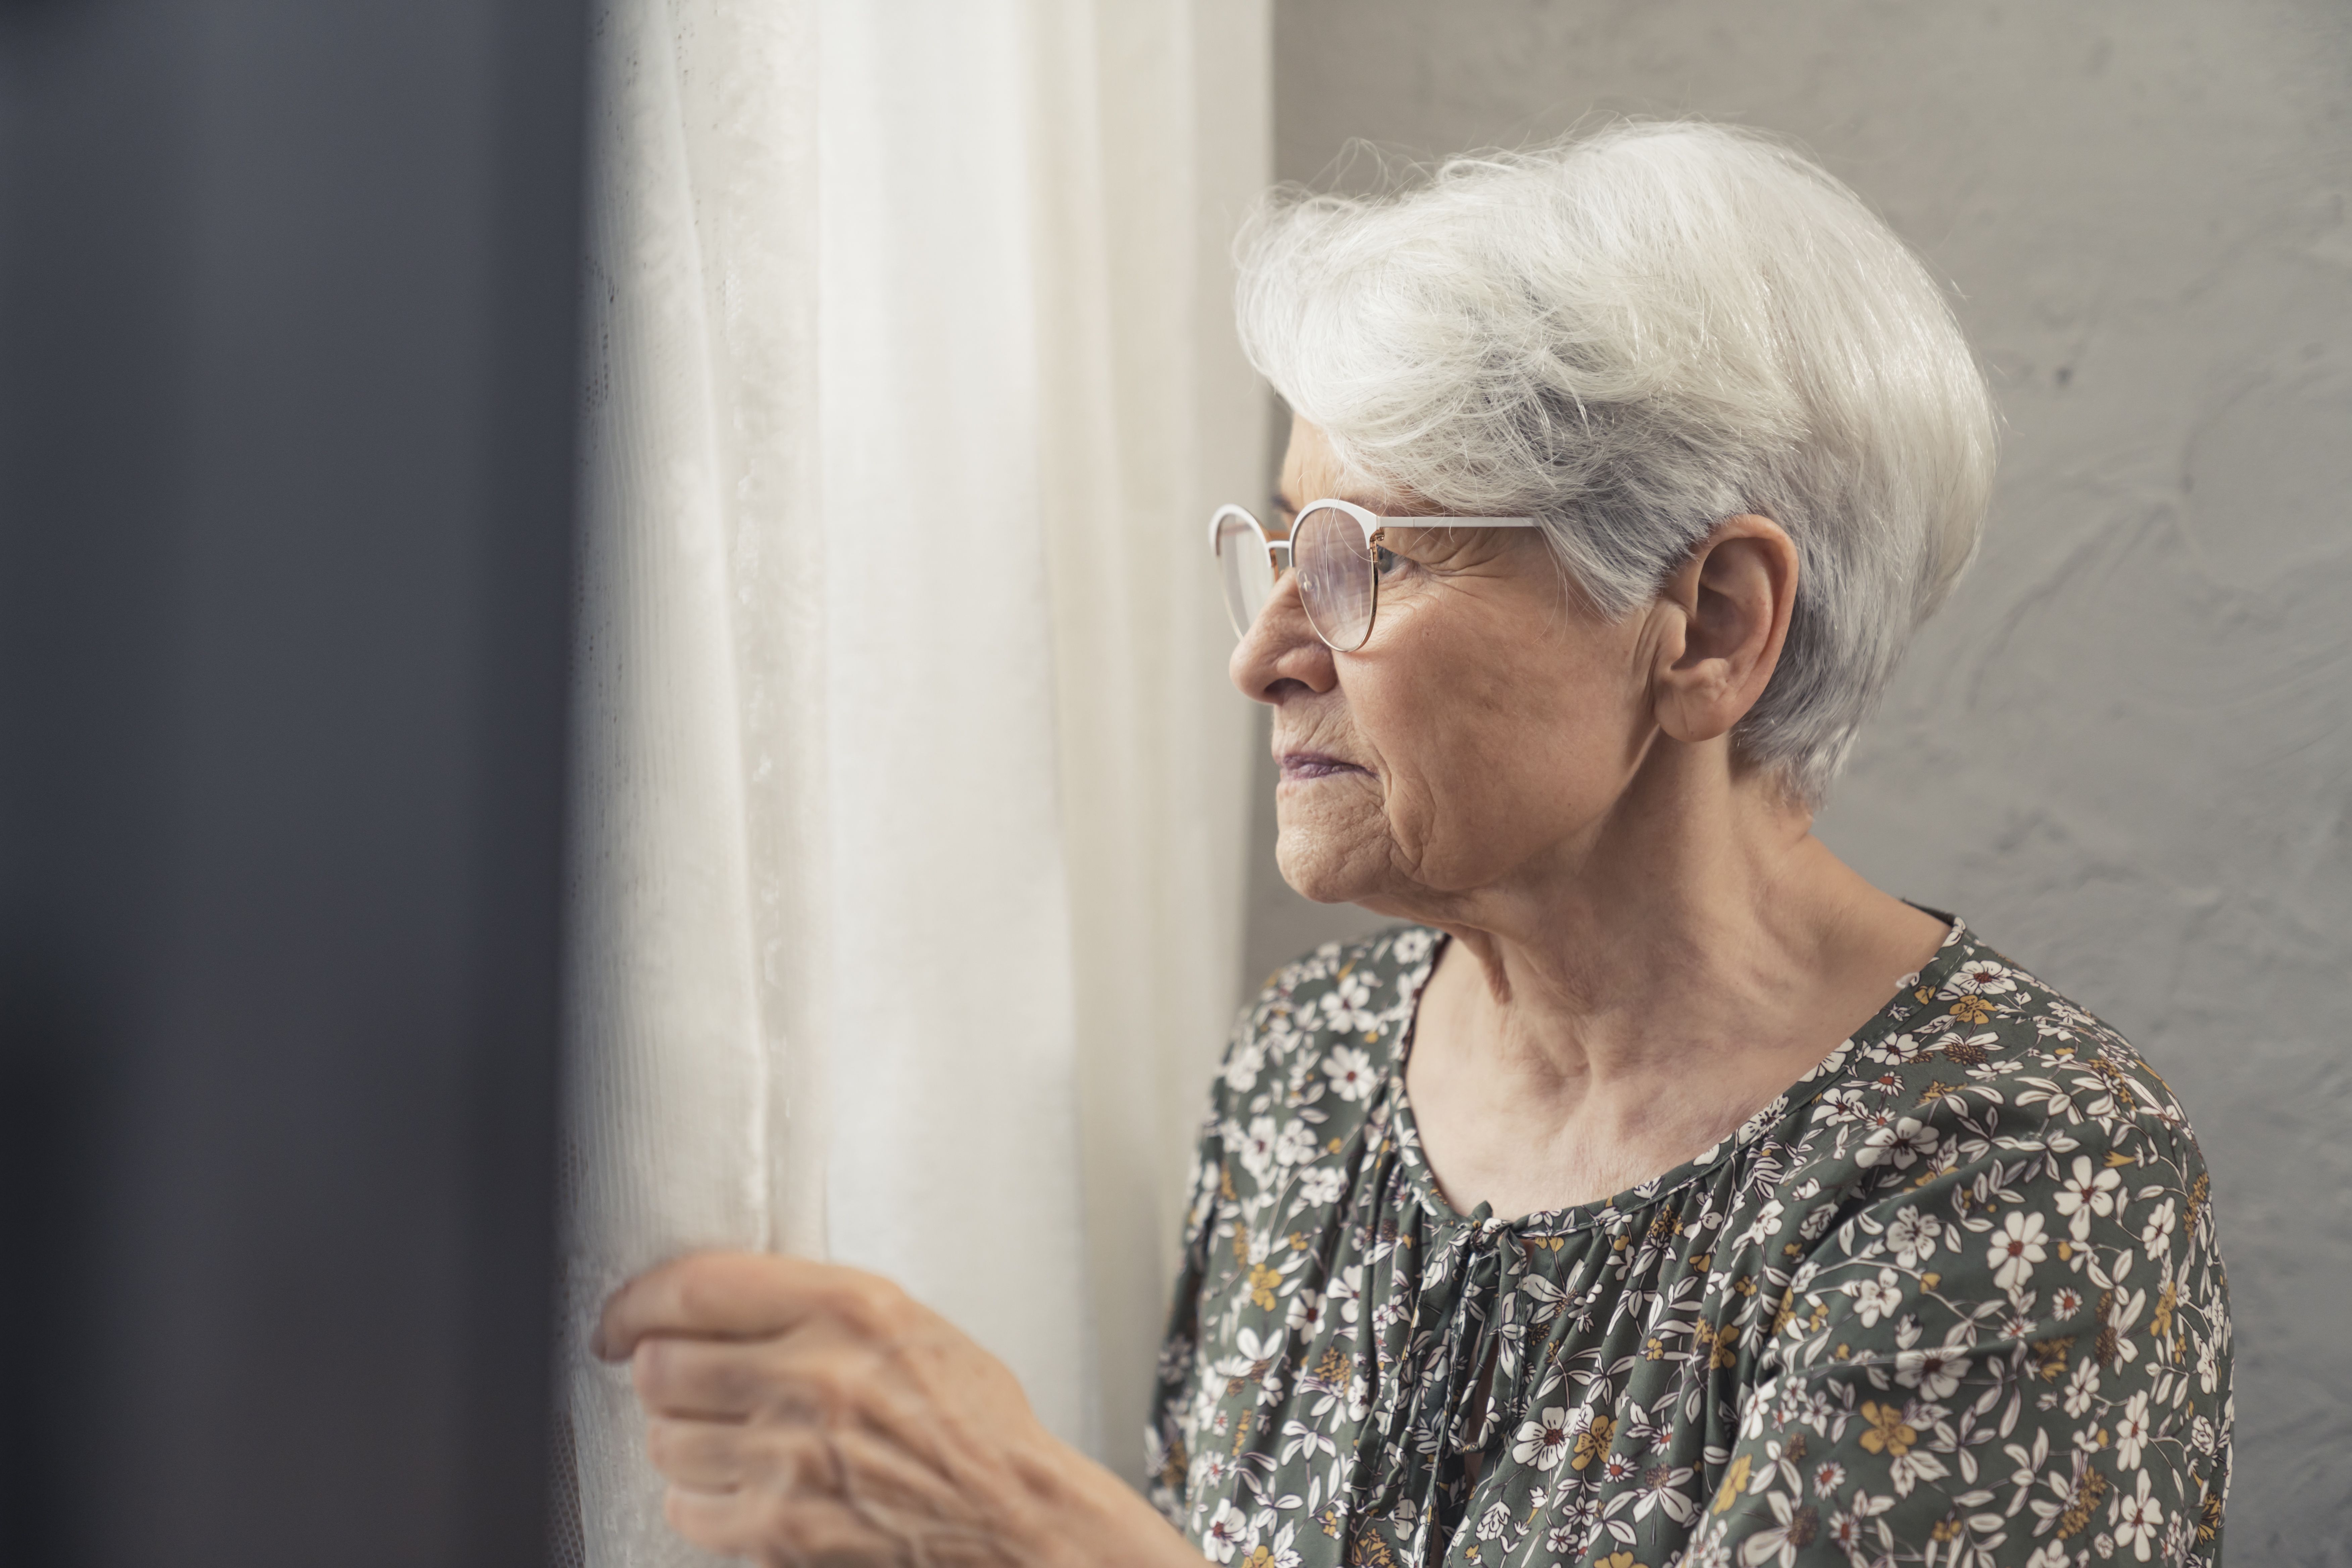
[559,2,1271,1561]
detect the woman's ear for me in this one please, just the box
[1649,514,1799,746]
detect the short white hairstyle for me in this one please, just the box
[1235,121,1996,805]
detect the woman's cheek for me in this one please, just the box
[1275,771,1390,895]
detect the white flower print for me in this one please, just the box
[2113,1468,2165,1559]
[1863,1032,1938,1066]
[1325,1264,1363,1326]
[1315,981,1375,1035]
[1946,958,2017,996]
[2063,1354,2101,1417]
[1855,1115,1940,1173]
[1512,1405,1573,1471]
[1236,1115,1279,1186]
[1321,1045,1377,1102]
[2113,1389,2153,1470]
[1886,1206,1943,1267]
[2052,1154,2121,1241]
[1894,1346,1971,1401]
[1989,1210,2050,1290]
[1633,1463,1696,1523]
[1202,1498,1247,1563]
[1815,1086,1872,1126]
[1846,1268,1906,1328]
[1152,925,2230,1568]
[1295,1163,1344,1207]
[1737,1199,1786,1248]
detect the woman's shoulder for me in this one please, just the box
[1708,927,2233,1568]
[1794,926,2210,1191]
[1757,924,2223,1323]
[1220,923,1438,1084]
[1197,924,1438,1179]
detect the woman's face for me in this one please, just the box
[1231,419,1665,914]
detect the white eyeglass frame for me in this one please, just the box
[1208,498,1541,650]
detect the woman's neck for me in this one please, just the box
[1392,757,1947,1217]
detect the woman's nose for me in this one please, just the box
[1228,570,1337,704]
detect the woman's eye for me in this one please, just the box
[1375,545,1411,579]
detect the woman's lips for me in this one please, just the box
[1278,751,1370,783]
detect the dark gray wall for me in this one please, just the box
[0,4,585,1564]
[1252,2,2352,1558]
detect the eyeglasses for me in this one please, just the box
[1209,499,1541,651]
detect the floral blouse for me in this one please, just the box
[1146,921,2232,1567]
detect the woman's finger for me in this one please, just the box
[631,1333,789,1419]
[660,1486,773,1560]
[596,1252,912,1362]
[633,1333,873,1422]
[663,1483,897,1566]
[644,1416,753,1494]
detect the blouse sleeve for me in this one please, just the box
[1143,1025,1239,1527]
[1696,1113,2231,1567]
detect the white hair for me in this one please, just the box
[1234,121,1996,805]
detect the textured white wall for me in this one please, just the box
[1242,2,2352,1558]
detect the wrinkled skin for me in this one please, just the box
[594,1253,1195,1567]
[1237,416,1947,1216]
[603,415,1947,1557]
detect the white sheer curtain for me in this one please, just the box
[557,2,1271,1562]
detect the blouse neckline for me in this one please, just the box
[1381,914,1971,1236]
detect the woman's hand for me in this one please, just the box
[594,1252,1193,1568]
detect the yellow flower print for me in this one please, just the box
[1857,1400,1917,1457]
[1570,1414,1616,1470]
[1712,1452,1752,1514]
[1247,1262,1281,1311]
[1153,929,2232,1568]
[2149,1280,2178,1341]
[2056,1467,2109,1539]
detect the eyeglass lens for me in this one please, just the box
[1293,504,1377,651]
[1215,512,1277,639]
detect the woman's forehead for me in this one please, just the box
[1277,417,1343,497]
[1278,418,1410,513]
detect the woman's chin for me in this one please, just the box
[1273,831,1385,908]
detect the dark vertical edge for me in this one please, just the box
[459,0,590,1563]
[0,7,194,1564]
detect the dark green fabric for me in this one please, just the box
[1148,921,2231,1567]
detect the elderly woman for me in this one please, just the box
[595,123,2232,1567]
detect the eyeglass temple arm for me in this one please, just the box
[1373,524,1543,536]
